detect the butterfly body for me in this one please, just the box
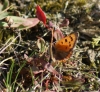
[53,32,78,61]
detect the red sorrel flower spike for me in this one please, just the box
[36,5,46,25]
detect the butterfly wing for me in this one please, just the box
[53,32,78,60]
[54,32,78,52]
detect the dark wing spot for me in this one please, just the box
[69,36,73,41]
[65,39,67,42]
[61,41,63,44]
[69,44,71,47]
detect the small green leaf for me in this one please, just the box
[2,0,9,10]
[0,12,11,20]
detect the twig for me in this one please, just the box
[0,57,13,66]
[0,4,14,15]
[0,36,19,54]
[49,29,54,63]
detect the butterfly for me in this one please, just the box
[52,32,78,62]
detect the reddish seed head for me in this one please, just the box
[36,5,46,25]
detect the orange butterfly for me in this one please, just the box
[52,32,78,62]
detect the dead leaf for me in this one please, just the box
[37,37,46,53]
